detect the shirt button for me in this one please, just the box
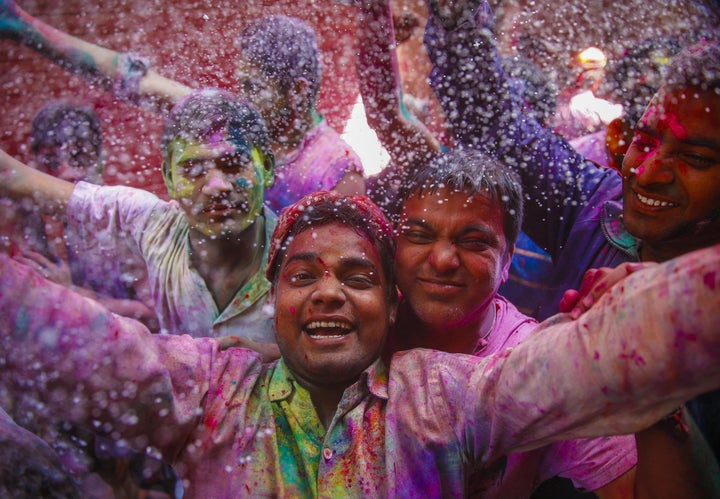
[322,448,333,460]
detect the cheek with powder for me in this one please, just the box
[174,176,195,198]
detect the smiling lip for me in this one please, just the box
[417,277,464,294]
[303,319,354,340]
[633,190,680,210]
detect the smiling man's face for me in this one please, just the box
[395,186,512,331]
[273,222,396,390]
[621,87,720,260]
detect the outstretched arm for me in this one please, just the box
[0,148,74,215]
[0,0,190,114]
[356,0,440,175]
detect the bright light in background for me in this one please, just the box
[341,95,390,176]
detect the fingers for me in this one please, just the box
[563,262,654,319]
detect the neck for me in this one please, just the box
[293,375,354,430]
[640,221,720,263]
[271,108,319,161]
[391,301,497,355]
[188,217,266,309]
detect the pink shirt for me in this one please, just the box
[1,244,719,497]
[264,119,364,214]
[470,296,636,496]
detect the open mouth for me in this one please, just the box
[304,320,353,340]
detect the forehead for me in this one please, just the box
[283,223,381,268]
[641,88,720,141]
[401,187,503,223]
[171,136,258,169]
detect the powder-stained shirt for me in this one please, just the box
[264,119,364,214]
[470,295,636,496]
[1,245,718,497]
[65,181,276,340]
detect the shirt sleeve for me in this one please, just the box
[541,436,637,492]
[0,254,263,463]
[65,181,166,259]
[470,244,720,461]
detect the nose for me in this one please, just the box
[202,169,233,196]
[311,273,346,307]
[634,150,675,186]
[427,240,460,273]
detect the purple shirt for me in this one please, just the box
[264,119,364,214]
[1,246,718,496]
[424,7,638,321]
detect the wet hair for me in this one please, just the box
[398,148,524,246]
[662,38,720,94]
[160,87,274,188]
[237,15,322,105]
[266,191,397,302]
[601,36,683,128]
[30,101,103,172]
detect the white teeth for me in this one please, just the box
[308,334,346,340]
[636,192,677,208]
[306,321,351,330]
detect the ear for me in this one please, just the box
[162,159,178,199]
[388,286,400,326]
[501,243,515,283]
[605,118,631,171]
[252,147,275,189]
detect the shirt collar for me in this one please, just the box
[600,200,641,259]
[268,357,389,402]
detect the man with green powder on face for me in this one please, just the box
[0,87,278,345]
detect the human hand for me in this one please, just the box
[559,262,653,320]
[14,249,73,286]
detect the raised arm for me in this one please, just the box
[356,0,440,175]
[0,148,74,215]
[0,0,190,114]
[423,0,620,255]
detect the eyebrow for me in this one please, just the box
[283,252,379,272]
[401,217,500,238]
[637,123,720,153]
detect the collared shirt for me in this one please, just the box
[65,181,276,340]
[2,245,718,497]
[264,119,364,214]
